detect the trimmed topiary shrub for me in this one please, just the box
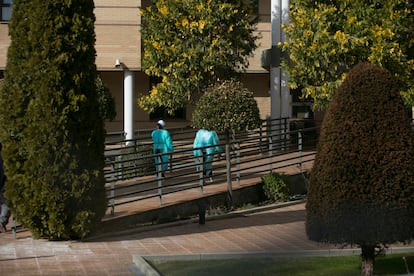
[192,79,261,132]
[306,62,414,274]
[0,0,107,240]
[261,172,290,203]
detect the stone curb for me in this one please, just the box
[133,247,414,276]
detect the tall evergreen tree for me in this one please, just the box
[0,0,107,240]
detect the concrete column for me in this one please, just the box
[124,69,134,145]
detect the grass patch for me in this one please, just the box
[149,253,414,276]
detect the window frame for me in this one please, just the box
[0,0,13,22]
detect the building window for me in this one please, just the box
[149,106,186,121]
[1,0,12,22]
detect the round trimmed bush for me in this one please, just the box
[192,80,261,131]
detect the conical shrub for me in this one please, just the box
[306,62,414,245]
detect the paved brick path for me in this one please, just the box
[1,151,413,275]
[1,202,413,275]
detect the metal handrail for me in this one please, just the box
[104,118,318,214]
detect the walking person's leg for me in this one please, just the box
[160,153,169,178]
[154,154,159,178]
[204,153,214,179]
[154,149,164,179]
[195,156,203,173]
[202,151,207,176]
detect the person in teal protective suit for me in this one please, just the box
[151,120,173,178]
[193,129,222,177]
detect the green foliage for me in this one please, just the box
[0,0,107,240]
[118,144,155,178]
[261,173,290,202]
[280,0,414,110]
[306,62,414,246]
[2,76,116,122]
[192,80,261,131]
[96,76,116,121]
[139,0,259,114]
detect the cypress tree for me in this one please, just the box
[306,62,414,275]
[0,0,107,240]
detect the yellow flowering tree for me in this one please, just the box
[139,0,259,113]
[280,0,414,110]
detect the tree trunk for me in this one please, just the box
[360,244,375,276]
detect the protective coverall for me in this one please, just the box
[151,129,173,175]
[193,129,222,176]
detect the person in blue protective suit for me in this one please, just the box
[151,120,174,178]
[193,129,222,178]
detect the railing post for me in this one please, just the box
[132,140,138,176]
[157,155,163,205]
[235,142,240,187]
[198,152,204,193]
[225,130,233,209]
[11,216,16,239]
[298,130,303,171]
[118,153,123,180]
[231,130,241,187]
[110,162,116,215]
[284,117,289,150]
[259,124,263,155]
[169,134,173,173]
[198,198,206,225]
[268,136,273,173]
